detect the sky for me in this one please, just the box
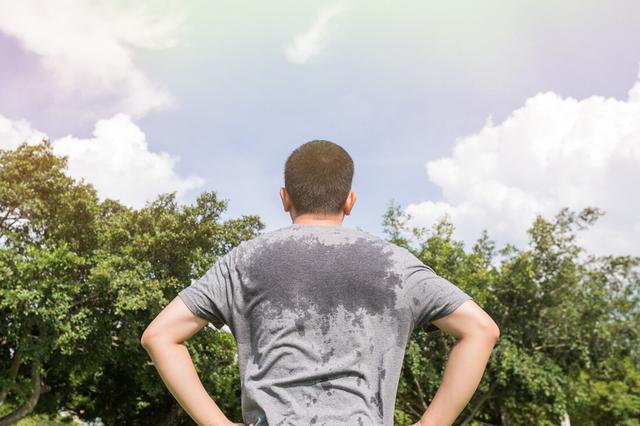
[1,0,639,258]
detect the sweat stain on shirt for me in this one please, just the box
[179,223,472,425]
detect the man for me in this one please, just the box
[141,140,500,426]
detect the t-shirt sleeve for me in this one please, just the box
[400,248,473,332]
[178,247,238,328]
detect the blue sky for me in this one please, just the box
[1,0,639,256]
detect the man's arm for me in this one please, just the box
[411,300,500,426]
[140,296,244,426]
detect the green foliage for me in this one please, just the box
[385,201,640,425]
[1,140,263,424]
[2,141,638,425]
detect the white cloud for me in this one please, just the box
[284,4,347,64]
[0,113,205,209]
[405,77,640,257]
[0,0,183,117]
[0,115,46,148]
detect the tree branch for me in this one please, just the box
[0,347,22,405]
[409,366,428,412]
[0,360,42,426]
[460,381,496,425]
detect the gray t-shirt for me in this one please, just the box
[178,223,472,426]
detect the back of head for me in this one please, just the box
[284,140,354,215]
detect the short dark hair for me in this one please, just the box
[284,140,354,216]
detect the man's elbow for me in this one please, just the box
[480,318,500,343]
[140,325,158,351]
[141,325,183,352]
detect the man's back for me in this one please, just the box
[178,223,473,426]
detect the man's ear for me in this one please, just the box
[344,191,356,215]
[280,187,291,212]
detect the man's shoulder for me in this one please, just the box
[226,226,419,281]
[239,225,411,258]
[235,225,387,246]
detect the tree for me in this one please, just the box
[0,140,264,424]
[0,140,101,425]
[2,139,638,424]
[386,202,640,425]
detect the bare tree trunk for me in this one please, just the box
[0,361,42,426]
[0,348,21,405]
[460,382,496,425]
[500,405,509,426]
